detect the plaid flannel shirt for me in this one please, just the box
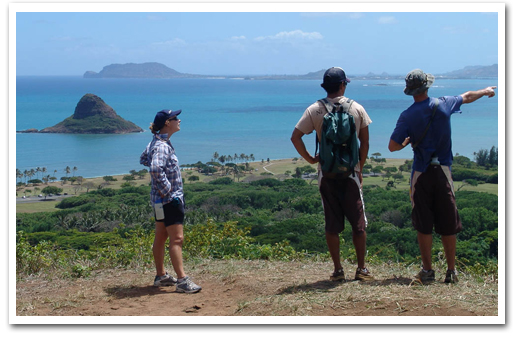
[140,134,184,206]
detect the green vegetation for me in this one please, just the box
[16,175,498,280]
[15,148,499,281]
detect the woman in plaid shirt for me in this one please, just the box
[140,109,202,293]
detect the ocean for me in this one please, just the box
[15,76,499,179]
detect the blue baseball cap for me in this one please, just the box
[153,109,181,130]
[321,67,351,87]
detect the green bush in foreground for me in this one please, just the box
[184,218,302,260]
[16,220,304,279]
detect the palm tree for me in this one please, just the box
[28,169,35,183]
[73,166,78,177]
[212,152,219,163]
[53,169,57,178]
[36,167,41,179]
[42,167,47,178]
[65,166,71,177]
[16,169,23,183]
[233,165,242,182]
[218,155,226,174]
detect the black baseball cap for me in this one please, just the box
[153,109,181,130]
[321,67,351,87]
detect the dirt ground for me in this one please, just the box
[15,260,499,319]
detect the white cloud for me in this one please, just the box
[231,36,246,40]
[347,13,364,19]
[151,38,187,47]
[255,29,323,41]
[378,16,397,24]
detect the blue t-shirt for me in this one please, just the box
[390,96,463,172]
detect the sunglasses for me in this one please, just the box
[168,116,179,121]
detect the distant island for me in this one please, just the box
[437,64,498,78]
[84,62,498,80]
[17,94,143,134]
[84,62,199,79]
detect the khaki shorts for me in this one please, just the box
[319,172,368,234]
[410,166,462,235]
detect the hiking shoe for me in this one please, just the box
[415,269,435,283]
[330,268,345,282]
[355,267,374,281]
[444,269,459,284]
[153,272,177,287]
[176,276,202,293]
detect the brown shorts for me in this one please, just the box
[410,166,462,236]
[319,172,367,234]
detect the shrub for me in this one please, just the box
[209,177,234,185]
[16,231,69,276]
[250,178,282,188]
[183,219,302,260]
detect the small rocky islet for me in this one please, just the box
[17,93,143,134]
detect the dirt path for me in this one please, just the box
[262,162,275,174]
[16,260,499,318]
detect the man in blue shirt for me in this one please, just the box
[389,69,496,284]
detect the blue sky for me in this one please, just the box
[15,4,501,77]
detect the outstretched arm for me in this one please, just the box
[461,86,497,104]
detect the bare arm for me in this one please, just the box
[357,126,369,171]
[388,137,411,152]
[290,128,319,164]
[461,86,497,104]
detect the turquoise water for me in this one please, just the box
[15,76,499,178]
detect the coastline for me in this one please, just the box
[15,155,498,214]
[67,156,414,180]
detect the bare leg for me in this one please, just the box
[417,232,433,270]
[353,231,367,269]
[153,221,168,276]
[325,231,342,272]
[441,234,457,270]
[166,224,186,279]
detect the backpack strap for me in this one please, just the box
[318,98,334,114]
[412,98,439,149]
[315,99,329,157]
[340,97,354,114]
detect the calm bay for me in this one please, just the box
[15,76,499,178]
